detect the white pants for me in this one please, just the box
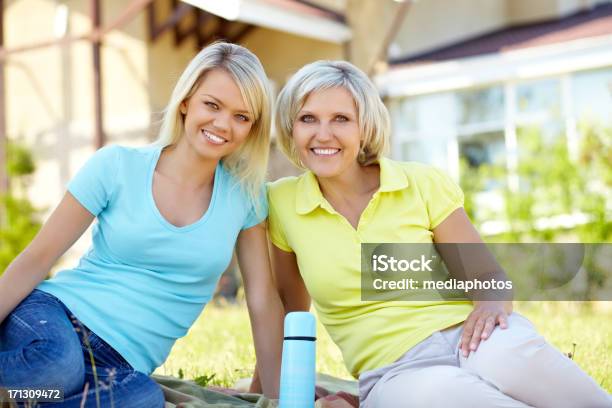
[359,313,611,408]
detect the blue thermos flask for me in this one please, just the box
[279,311,316,408]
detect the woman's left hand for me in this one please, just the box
[459,300,513,357]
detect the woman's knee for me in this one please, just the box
[0,305,85,394]
[2,338,85,394]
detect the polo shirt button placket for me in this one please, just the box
[355,227,364,244]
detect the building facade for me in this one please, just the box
[377,0,612,233]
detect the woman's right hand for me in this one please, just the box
[0,192,94,324]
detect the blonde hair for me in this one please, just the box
[157,42,272,211]
[275,60,389,169]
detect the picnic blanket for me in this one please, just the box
[153,373,359,408]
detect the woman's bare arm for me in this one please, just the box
[249,242,311,394]
[236,223,285,398]
[0,192,94,323]
[433,207,513,357]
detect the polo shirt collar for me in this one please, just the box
[295,171,324,215]
[295,157,409,215]
[378,157,409,193]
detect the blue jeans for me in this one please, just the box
[0,289,165,407]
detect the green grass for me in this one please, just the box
[154,301,612,393]
[154,301,351,386]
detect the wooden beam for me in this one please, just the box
[174,4,213,47]
[199,15,250,48]
[367,1,411,76]
[173,0,194,46]
[174,20,197,46]
[229,24,255,44]
[147,0,156,41]
[0,0,155,60]
[148,0,192,42]
[196,8,205,48]
[91,0,104,148]
[198,15,229,48]
[215,17,231,42]
[102,0,156,34]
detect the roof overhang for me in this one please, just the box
[181,0,351,43]
[376,34,612,98]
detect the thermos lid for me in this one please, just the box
[284,311,316,339]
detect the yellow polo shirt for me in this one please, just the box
[267,158,473,378]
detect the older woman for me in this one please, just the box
[265,60,611,408]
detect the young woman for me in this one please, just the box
[266,60,611,407]
[0,42,283,407]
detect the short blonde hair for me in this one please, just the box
[275,60,389,169]
[157,42,272,210]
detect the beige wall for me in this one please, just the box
[306,0,346,13]
[392,0,612,61]
[506,0,561,23]
[505,0,598,23]
[242,27,343,86]
[392,0,506,59]
[99,0,150,144]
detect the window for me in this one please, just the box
[385,64,612,233]
[401,137,449,169]
[458,130,506,191]
[457,86,504,126]
[572,67,612,126]
[516,79,561,117]
[459,131,506,169]
[455,86,506,191]
[390,92,455,172]
[516,78,564,144]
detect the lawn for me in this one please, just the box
[154,301,612,393]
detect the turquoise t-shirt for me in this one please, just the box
[38,144,266,374]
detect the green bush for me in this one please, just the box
[460,123,611,296]
[0,142,41,273]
